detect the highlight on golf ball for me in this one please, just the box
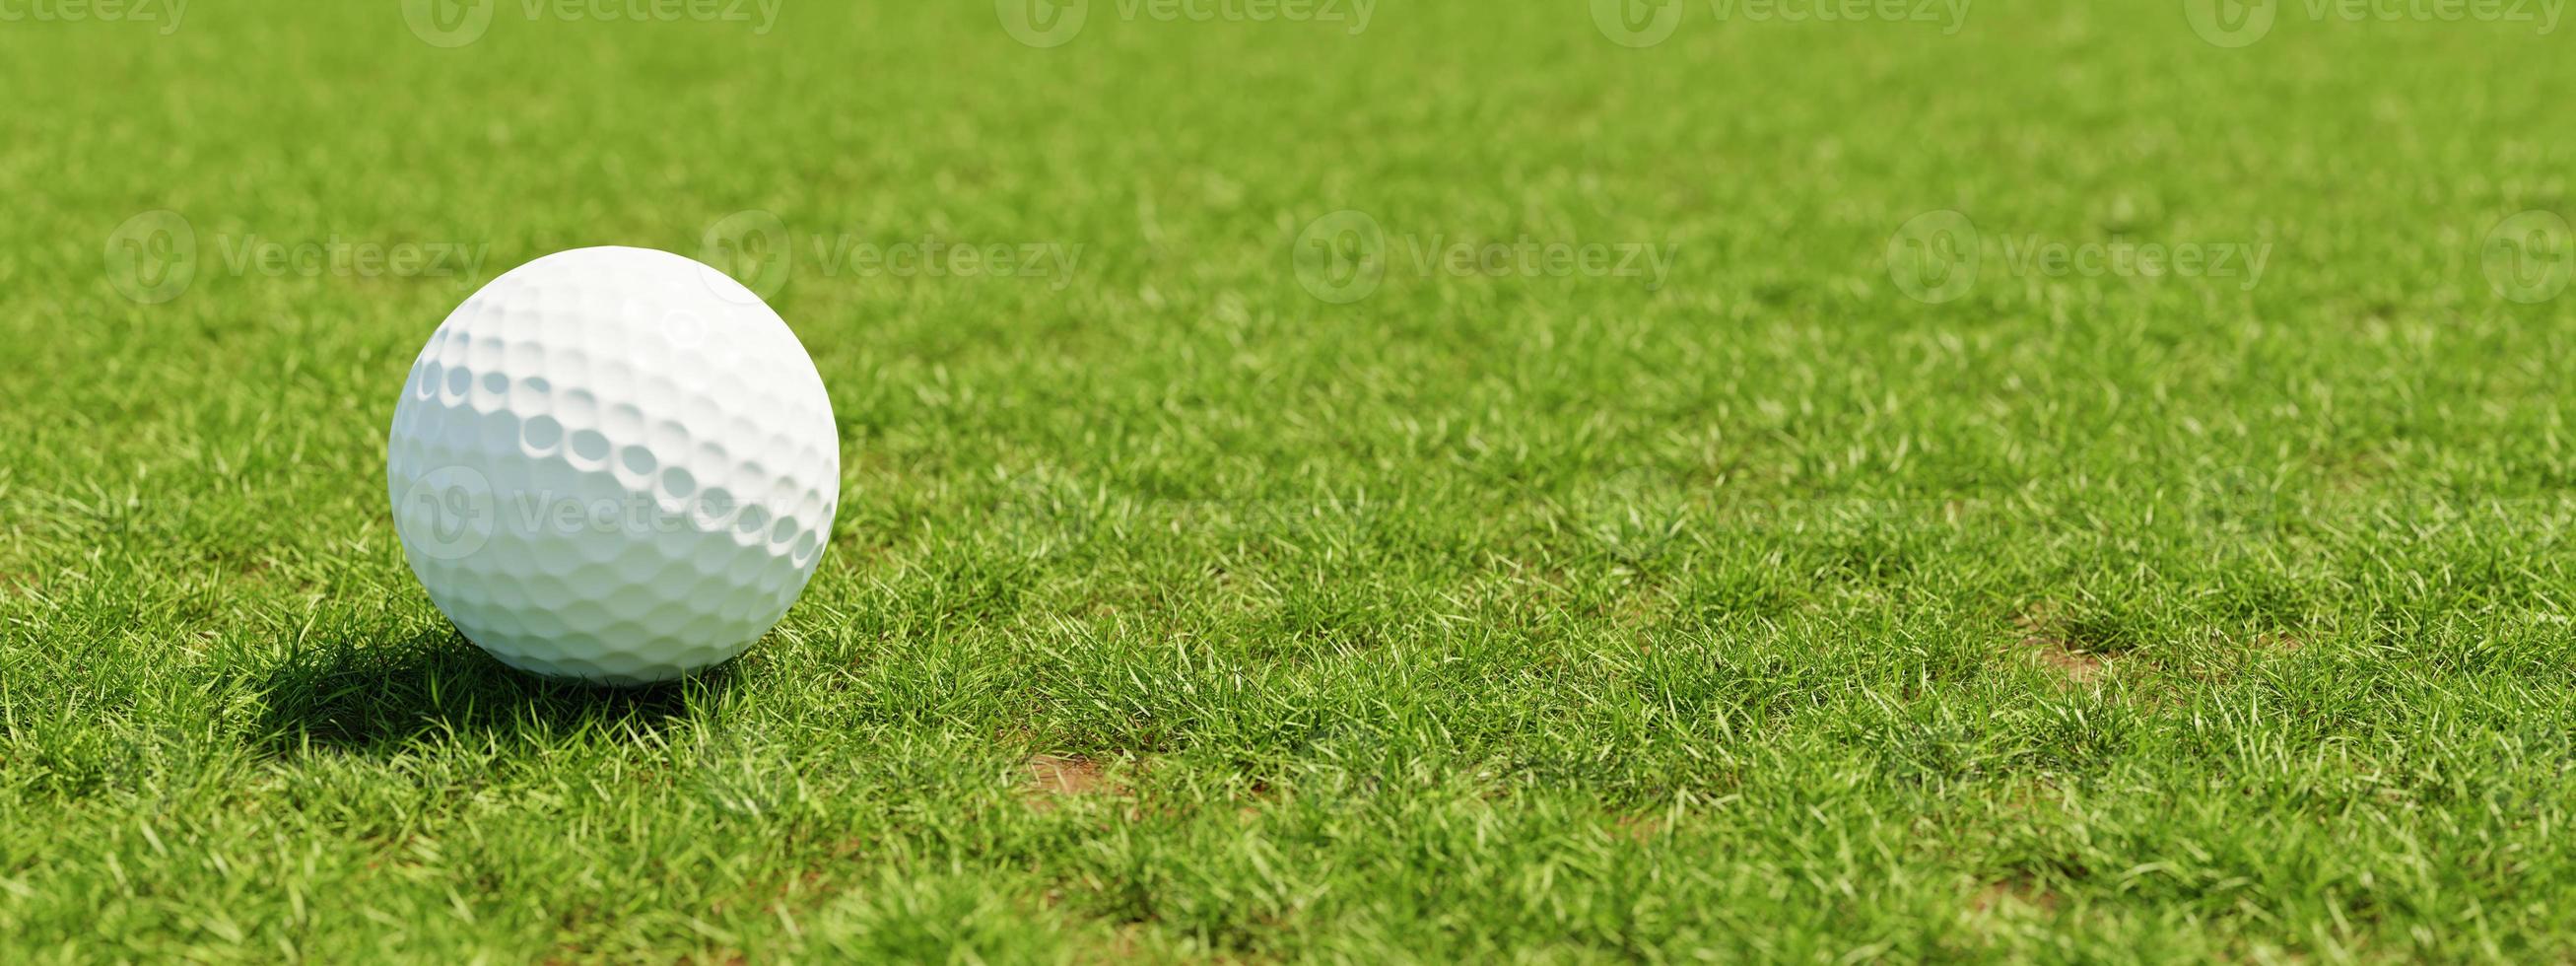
[385,246,839,685]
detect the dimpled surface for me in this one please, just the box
[386,246,839,686]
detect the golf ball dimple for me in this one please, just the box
[387,246,839,686]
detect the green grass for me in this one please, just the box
[6,0,2576,961]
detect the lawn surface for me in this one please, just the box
[7,0,2576,961]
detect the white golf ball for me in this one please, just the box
[386,246,839,685]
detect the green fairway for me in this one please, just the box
[9,0,2576,960]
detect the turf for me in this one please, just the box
[6,0,2576,961]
